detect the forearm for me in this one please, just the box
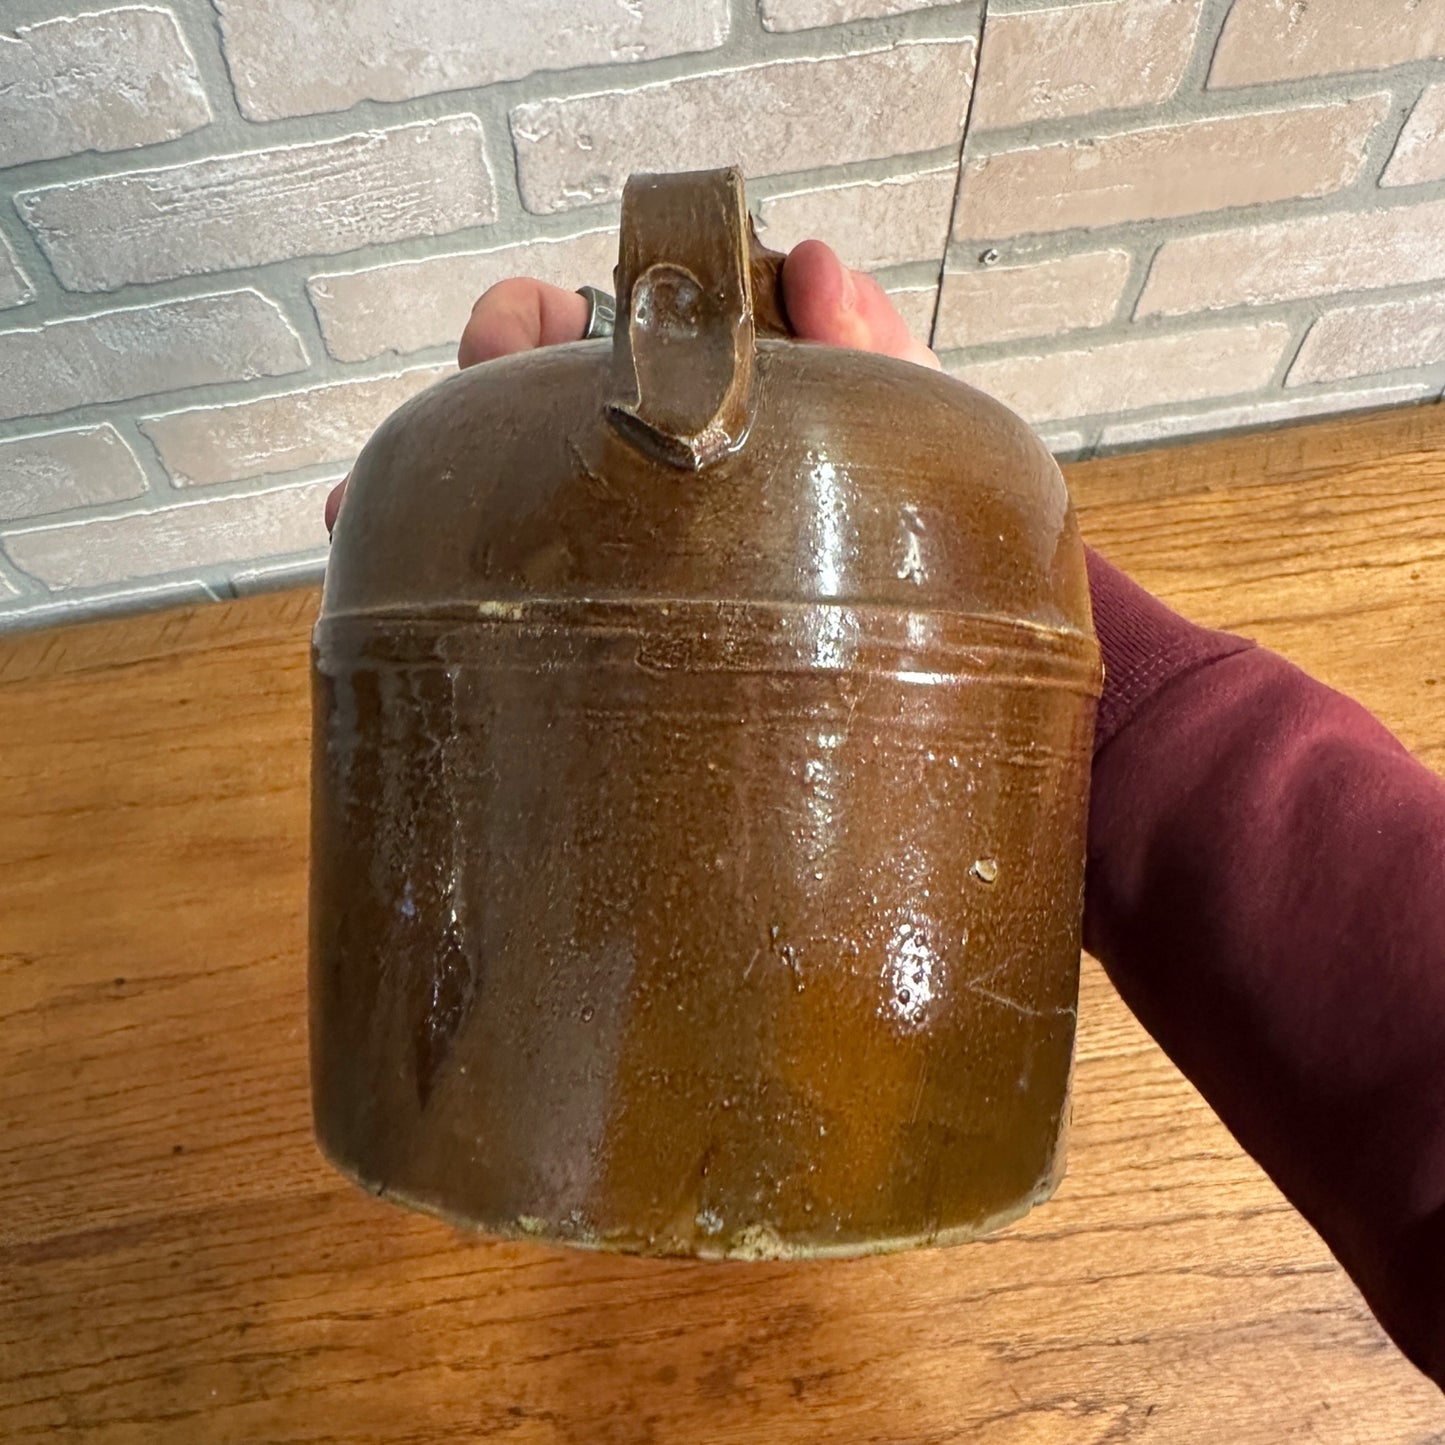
[1083,551,1445,1389]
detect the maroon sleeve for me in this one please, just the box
[1083,549,1445,1390]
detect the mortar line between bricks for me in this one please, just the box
[268,272,338,376]
[170,0,253,134]
[930,0,990,348]
[1268,312,1321,394]
[104,416,173,501]
[0,549,41,603]
[0,197,65,318]
[731,0,768,44]
[1110,243,1156,332]
[1361,95,1423,190]
[1182,0,1240,99]
[876,258,953,293]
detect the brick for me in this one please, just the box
[1137,197,1445,316]
[1211,0,1445,88]
[16,117,495,294]
[511,39,975,215]
[951,321,1292,423]
[140,366,451,487]
[759,0,956,32]
[934,250,1131,349]
[0,8,210,169]
[971,0,1204,131]
[1098,381,1436,448]
[756,167,957,271]
[885,283,939,340]
[214,0,729,123]
[309,230,617,363]
[954,94,1389,240]
[0,232,33,310]
[1383,82,1445,186]
[0,291,307,423]
[0,426,148,522]
[1288,294,1445,386]
[3,479,334,591]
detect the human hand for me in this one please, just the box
[324,240,939,533]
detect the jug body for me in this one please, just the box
[310,170,1101,1257]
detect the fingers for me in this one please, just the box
[330,254,940,535]
[457,278,589,368]
[325,477,346,534]
[782,239,941,371]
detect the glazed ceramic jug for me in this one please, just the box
[311,167,1101,1258]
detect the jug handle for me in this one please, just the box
[749,234,792,341]
[607,167,789,471]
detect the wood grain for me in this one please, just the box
[3,404,1445,1442]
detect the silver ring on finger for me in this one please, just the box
[577,285,616,340]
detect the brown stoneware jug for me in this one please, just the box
[311,167,1102,1258]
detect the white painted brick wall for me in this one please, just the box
[1137,198,1445,315]
[935,251,1131,349]
[953,321,1293,424]
[1290,294,1445,386]
[16,117,496,293]
[2,480,334,591]
[954,95,1391,239]
[510,40,976,215]
[308,231,619,363]
[0,291,306,422]
[1210,0,1445,88]
[2,0,1444,632]
[214,0,731,122]
[0,427,148,522]
[1384,83,1445,186]
[970,0,1204,130]
[139,367,452,486]
[0,8,211,169]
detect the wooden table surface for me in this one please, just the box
[4,404,1445,1443]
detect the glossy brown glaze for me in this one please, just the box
[311,168,1101,1257]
